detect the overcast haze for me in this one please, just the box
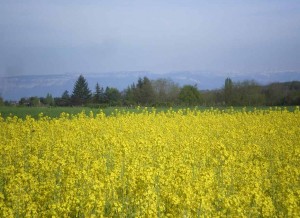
[0,0,299,78]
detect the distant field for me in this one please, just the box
[0,106,159,119]
[0,105,298,119]
[0,106,118,119]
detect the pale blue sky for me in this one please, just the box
[0,0,299,76]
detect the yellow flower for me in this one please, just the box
[0,108,299,216]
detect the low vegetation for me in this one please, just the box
[0,106,298,120]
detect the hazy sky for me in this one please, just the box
[0,0,299,77]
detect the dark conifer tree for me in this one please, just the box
[224,77,233,105]
[93,82,104,104]
[71,75,92,105]
[60,90,71,106]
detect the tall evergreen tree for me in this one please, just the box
[224,77,233,105]
[93,83,104,104]
[71,75,92,105]
[60,90,71,106]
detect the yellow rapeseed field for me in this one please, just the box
[0,107,299,217]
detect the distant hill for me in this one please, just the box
[1,71,300,100]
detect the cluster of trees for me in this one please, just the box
[54,75,124,107]
[203,78,300,106]
[13,75,203,107]
[17,93,55,107]
[53,75,202,107]
[3,75,300,107]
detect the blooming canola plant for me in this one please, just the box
[0,107,299,217]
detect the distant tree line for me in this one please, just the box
[202,78,300,106]
[2,75,300,107]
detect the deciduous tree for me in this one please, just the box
[179,85,202,106]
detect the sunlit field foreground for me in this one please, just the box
[1,108,299,217]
